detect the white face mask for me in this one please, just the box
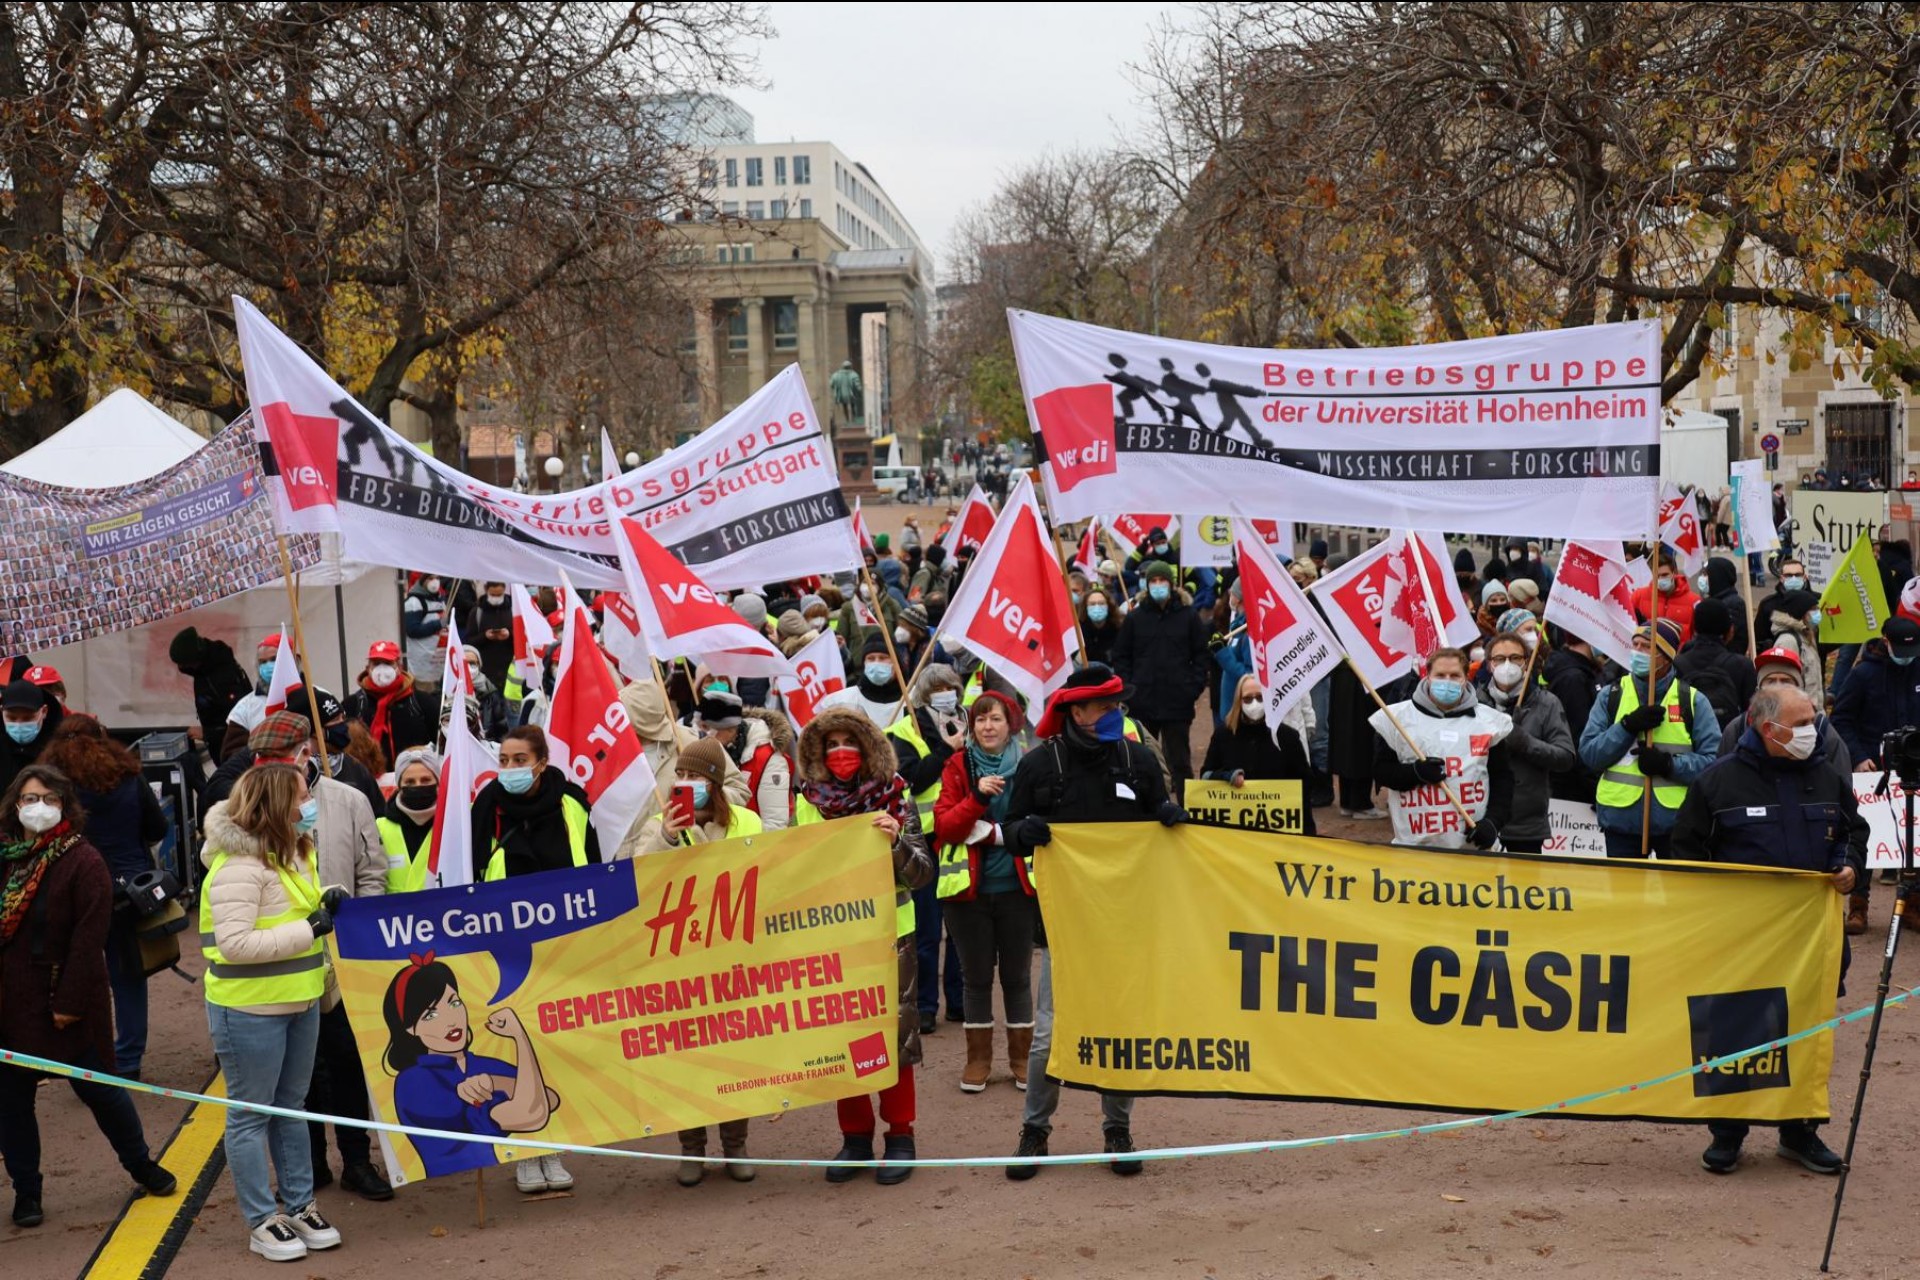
[486,592,505,605]
[17,800,60,834]
[1490,660,1525,688]
[1519,630,1540,651]
[894,627,912,645]
[369,663,399,689]
[1776,722,1819,760]
[1240,698,1265,722]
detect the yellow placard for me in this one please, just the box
[1039,826,1840,1122]
[331,817,901,1184]
[1183,778,1305,834]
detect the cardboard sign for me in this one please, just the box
[1183,778,1306,834]
[1545,799,1610,860]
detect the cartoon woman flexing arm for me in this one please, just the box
[382,953,561,1179]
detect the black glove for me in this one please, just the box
[1014,816,1053,849]
[1468,819,1499,850]
[320,887,348,916]
[1620,704,1666,735]
[1156,801,1188,827]
[1412,757,1448,785]
[305,906,334,938]
[1637,747,1675,778]
[1207,632,1228,653]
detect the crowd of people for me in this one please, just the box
[0,509,1888,1263]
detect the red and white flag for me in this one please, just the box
[1104,513,1178,561]
[1071,520,1102,578]
[509,583,555,688]
[595,590,650,681]
[1658,483,1708,575]
[1311,531,1478,686]
[941,485,997,554]
[777,629,847,732]
[261,629,300,716]
[425,617,495,889]
[852,499,875,556]
[937,473,1078,707]
[1233,520,1343,734]
[234,296,346,535]
[614,517,795,678]
[548,572,657,853]
[1544,540,1639,670]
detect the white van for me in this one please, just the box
[872,465,918,499]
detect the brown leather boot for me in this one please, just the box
[1007,1024,1034,1091]
[1847,892,1870,936]
[961,1026,994,1092]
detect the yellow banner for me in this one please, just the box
[331,817,900,1184]
[1039,827,1841,1121]
[1183,778,1305,833]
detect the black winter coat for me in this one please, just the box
[1673,635,1757,729]
[1831,645,1920,767]
[185,640,253,761]
[1671,729,1866,878]
[343,685,439,761]
[470,769,601,878]
[1199,720,1317,836]
[1110,591,1209,721]
[0,691,63,797]
[466,596,516,690]
[1542,647,1606,802]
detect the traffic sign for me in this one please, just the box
[1760,432,1781,453]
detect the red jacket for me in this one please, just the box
[930,750,1034,901]
[1634,579,1697,647]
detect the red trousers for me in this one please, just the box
[836,1065,915,1138]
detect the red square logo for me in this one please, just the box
[261,401,340,511]
[1032,383,1118,493]
[1668,704,1685,722]
[848,1030,892,1079]
[1470,734,1492,757]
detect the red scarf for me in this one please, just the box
[364,672,416,753]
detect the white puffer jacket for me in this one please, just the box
[199,802,321,1015]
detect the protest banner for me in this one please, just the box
[1182,779,1305,833]
[1852,772,1916,870]
[1791,489,1885,558]
[1803,541,1836,590]
[937,473,1078,707]
[1185,514,1237,569]
[1729,458,1777,554]
[0,418,320,652]
[333,816,901,1185]
[1010,310,1660,539]
[235,298,860,590]
[1544,799,1609,860]
[1039,825,1840,1121]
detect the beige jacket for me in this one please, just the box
[313,775,388,900]
[200,801,322,1016]
[619,681,750,824]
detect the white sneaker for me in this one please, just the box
[539,1153,575,1190]
[284,1202,341,1250]
[515,1157,548,1193]
[249,1216,308,1262]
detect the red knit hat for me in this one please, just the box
[966,688,1025,734]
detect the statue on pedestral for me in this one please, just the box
[829,359,864,428]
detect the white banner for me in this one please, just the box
[1790,490,1885,558]
[236,298,860,590]
[1856,772,1915,870]
[1730,458,1776,553]
[1010,310,1661,538]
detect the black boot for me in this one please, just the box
[825,1135,872,1184]
[1007,1124,1047,1181]
[133,1161,178,1196]
[12,1193,43,1228]
[876,1134,916,1185]
[340,1161,395,1201]
[1104,1126,1144,1176]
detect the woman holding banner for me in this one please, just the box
[793,707,933,1185]
[1199,675,1318,838]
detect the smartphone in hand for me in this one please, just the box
[669,783,698,828]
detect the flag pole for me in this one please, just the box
[1037,491,1089,661]
[860,566,910,727]
[275,536,333,777]
[1344,656,1478,833]
[1641,531,1661,859]
[1404,531,1449,662]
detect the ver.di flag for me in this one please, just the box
[1818,535,1891,643]
[548,572,656,854]
[1657,482,1708,575]
[595,591,650,681]
[936,473,1078,708]
[1232,519,1342,733]
[940,485,997,555]
[777,628,847,732]
[852,497,874,556]
[1545,540,1639,669]
[1010,309,1660,540]
[1311,531,1478,686]
[614,516,795,679]
[1103,513,1177,561]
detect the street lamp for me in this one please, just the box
[624,451,640,469]
[543,456,564,492]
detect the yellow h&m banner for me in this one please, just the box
[331,817,900,1184]
[1039,827,1841,1122]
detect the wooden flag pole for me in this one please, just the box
[275,536,332,778]
[859,566,911,727]
[474,1167,487,1229]
[1035,490,1090,662]
[1345,656,1479,833]
[1640,533,1661,858]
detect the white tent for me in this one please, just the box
[0,388,209,486]
[4,390,398,727]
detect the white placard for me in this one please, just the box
[1544,799,1610,859]
[1802,541,1835,590]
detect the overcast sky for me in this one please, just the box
[725,1,1179,277]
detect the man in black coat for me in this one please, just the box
[1698,557,1752,657]
[1673,598,1756,729]
[0,680,64,796]
[1670,683,1861,1177]
[168,626,253,761]
[1110,560,1209,782]
[1542,630,1606,802]
[1000,663,1184,1181]
[465,582,516,691]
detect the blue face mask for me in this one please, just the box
[258,661,276,684]
[1894,653,1918,668]
[1148,582,1171,604]
[689,780,711,810]
[295,798,320,834]
[498,766,536,794]
[929,691,959,714]
[5,718,41,745]
[864,662,894,686]
[1428,678,1464,706]
[1782,576,1806,592]
[1088,604,1110,624]
[1628,652,1652,678]
[1092,707,1126,742]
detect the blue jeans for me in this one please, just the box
[105,916,148,1077]
[1023,949,1134,1136]
[208,1002,320,1228]
[911,881,963,1017]
[1309,678,1332,774]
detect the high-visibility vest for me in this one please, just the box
[678,805,764,845]
[199,851,326,1009]
[482,792,592,881]
[884,712,942,832]
[961,670,985,708]
[1594,676,1694,817]
[935,831,1035,902]
[376,816,431,894]
[794,796,915,937]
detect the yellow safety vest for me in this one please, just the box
[200,851,326,1009]
[1594,676,1693,816]
[376,816,431,894]
[794,797,915,937]
[679,806,764,845]
[961,670,985,708]
[884,712,942,833]
[482,792,592,881]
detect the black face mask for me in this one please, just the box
[398,784,438,811]
[324,723,351,752]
